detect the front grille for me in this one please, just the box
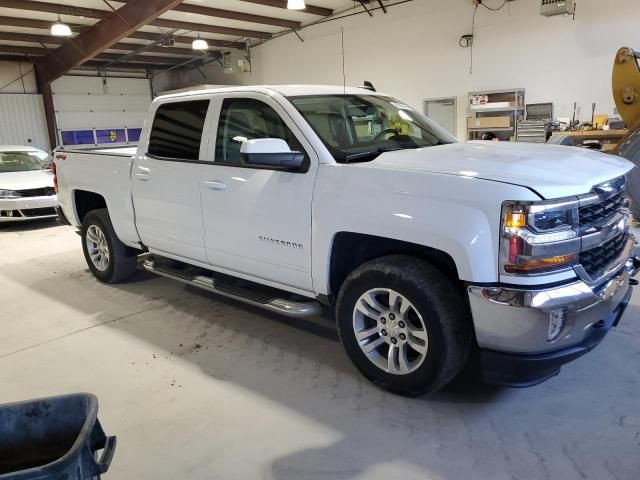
[579,190,625,229]
[18,187,55,197]
[19,207,56,217]
[579,233,627,279]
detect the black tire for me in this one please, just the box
[81,208,138,283]
[547,134,576,146]
[618,129,640,220]
[336,255,473,397]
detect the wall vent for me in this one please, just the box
[540,0,575,16]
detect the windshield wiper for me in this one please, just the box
[345,147,402,162]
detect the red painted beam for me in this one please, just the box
[36,0,184,83]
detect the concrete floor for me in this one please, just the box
[0,220,639,480]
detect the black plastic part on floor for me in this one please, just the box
[0,393,116,479]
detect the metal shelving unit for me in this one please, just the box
[467,88,525,141]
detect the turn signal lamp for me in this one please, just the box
[505,211,526,229]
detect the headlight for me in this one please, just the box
[0,189,20,199]
[501,199,579,275]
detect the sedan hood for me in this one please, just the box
[0,170,54,191]
[370,141,634,199]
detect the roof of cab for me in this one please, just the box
[157,84,385,101]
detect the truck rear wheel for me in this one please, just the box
[81,209,138,283]
[336,255,472,396]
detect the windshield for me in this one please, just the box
[289,94,455,163]
[0,151,49,173]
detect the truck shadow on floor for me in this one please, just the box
[102,276,640,480]
[5,255,638,480]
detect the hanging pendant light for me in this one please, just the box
[192,34,208,51]
[287,0,306,10]
[51,15,72,37]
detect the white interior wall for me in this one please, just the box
[174,0,638,139]
[0,62,37,94]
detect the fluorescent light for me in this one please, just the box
[287,0,306,9]
[51,16,71,37]
[192,37,208,50]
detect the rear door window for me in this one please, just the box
[148,100,210,160]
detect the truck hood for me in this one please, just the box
[0,170,54,191]
[369,141,634,199]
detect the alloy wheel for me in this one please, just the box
[85,224,110,272]
[352,288,429,375]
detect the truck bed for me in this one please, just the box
[54,146,140,249]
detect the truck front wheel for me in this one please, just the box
[81,208,138,283]
[336,255,472,396]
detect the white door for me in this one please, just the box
[52,76,151,148]
[0,94,50,150]
[424,98,457,137]
[199,93,317,293]
[132,98,212,263]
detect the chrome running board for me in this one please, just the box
[142,257,322,318]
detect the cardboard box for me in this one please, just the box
[467,116,512,129]
[470,102,513,111]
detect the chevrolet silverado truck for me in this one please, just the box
[53,85,639,396]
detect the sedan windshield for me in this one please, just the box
[0,151,48,173]
[289,94,455,163]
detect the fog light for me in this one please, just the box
[548,308,567,342]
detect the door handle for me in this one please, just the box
[135,166,151,181]
[204,180,227,191]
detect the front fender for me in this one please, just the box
[311,164,541,295]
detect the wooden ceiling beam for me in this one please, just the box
[0,0,273,39]
[0,43,193,64]
[0,16,247,49]
[116,0,300,29]
[128,31,245,50]
[151,18,271,39]
[0,53,185,71]
[36,0,184,82]
[0,32,195,56]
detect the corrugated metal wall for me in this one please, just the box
[0,94,50,151]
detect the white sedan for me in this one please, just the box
[0,146,58,222]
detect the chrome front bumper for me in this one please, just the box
[468,237,639,355]
[0,195,58,222]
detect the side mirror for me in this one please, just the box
[240,138,304,170]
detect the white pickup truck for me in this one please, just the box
[54,85,639,396]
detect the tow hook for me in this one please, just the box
[627,255,640,280]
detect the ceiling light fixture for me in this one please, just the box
[51,15,72,37]
[287,0,306,10]
[192,34,208,51]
